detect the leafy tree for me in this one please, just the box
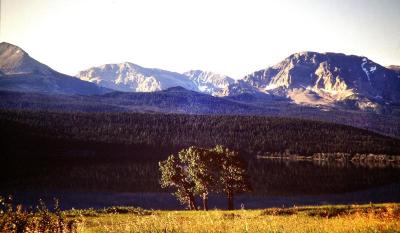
[179,146,220,211]
[159,155,197,210]
[213,145,251,210]
[160,145,251,210]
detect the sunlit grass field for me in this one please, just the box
[67,203,400,233]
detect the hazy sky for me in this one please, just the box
[1,0,400,78]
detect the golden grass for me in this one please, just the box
[72,203,400,233]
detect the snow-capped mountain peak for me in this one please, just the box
[183,70,235,96]
[77,63,199,93]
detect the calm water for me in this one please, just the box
[1,159,400,210]
[248,159,400,195]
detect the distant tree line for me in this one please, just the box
[1,109,400,157]
[159,145,250,210]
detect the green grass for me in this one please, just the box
[67,203,400,233]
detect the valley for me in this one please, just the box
[1,41,400,231]
[2,1,400,232]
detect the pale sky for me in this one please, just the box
[1,0,400,78]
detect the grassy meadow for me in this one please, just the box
[60,203,400,233]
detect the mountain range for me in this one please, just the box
[2,42,399,110]
[75,51,400,113]
[77,63,235,97]
[77,62,199,93]
[1,42,400,137]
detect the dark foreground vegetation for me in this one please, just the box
[0,196,151,233]
[0,197,77,233]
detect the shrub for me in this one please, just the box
[0,196,77,233]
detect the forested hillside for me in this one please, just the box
[1,90,399,138]
[1,109,399,158]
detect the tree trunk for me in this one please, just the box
[202,193,209,211]
[187,198,192,210]
[227,192,234,210]
[188,201,193,210]
[189,195,197,210]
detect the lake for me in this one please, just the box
[1,158,399,210]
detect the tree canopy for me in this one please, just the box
[159,145,251,210]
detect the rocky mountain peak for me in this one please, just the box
[0,42,108,95]
[77,63,199,93]
[0,42,52,75]
[183,70,235,96]
[227,52,400,111]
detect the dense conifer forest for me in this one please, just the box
[1,109,400,158]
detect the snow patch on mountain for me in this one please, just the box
[183,70,235,96]
[361,58,372,85]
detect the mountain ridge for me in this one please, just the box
[1,42,400,115]
[388,65,400,74]
[0,42,53,75]
[0,42,108,95]
[225,51,400,112]
[77,62,199,93]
